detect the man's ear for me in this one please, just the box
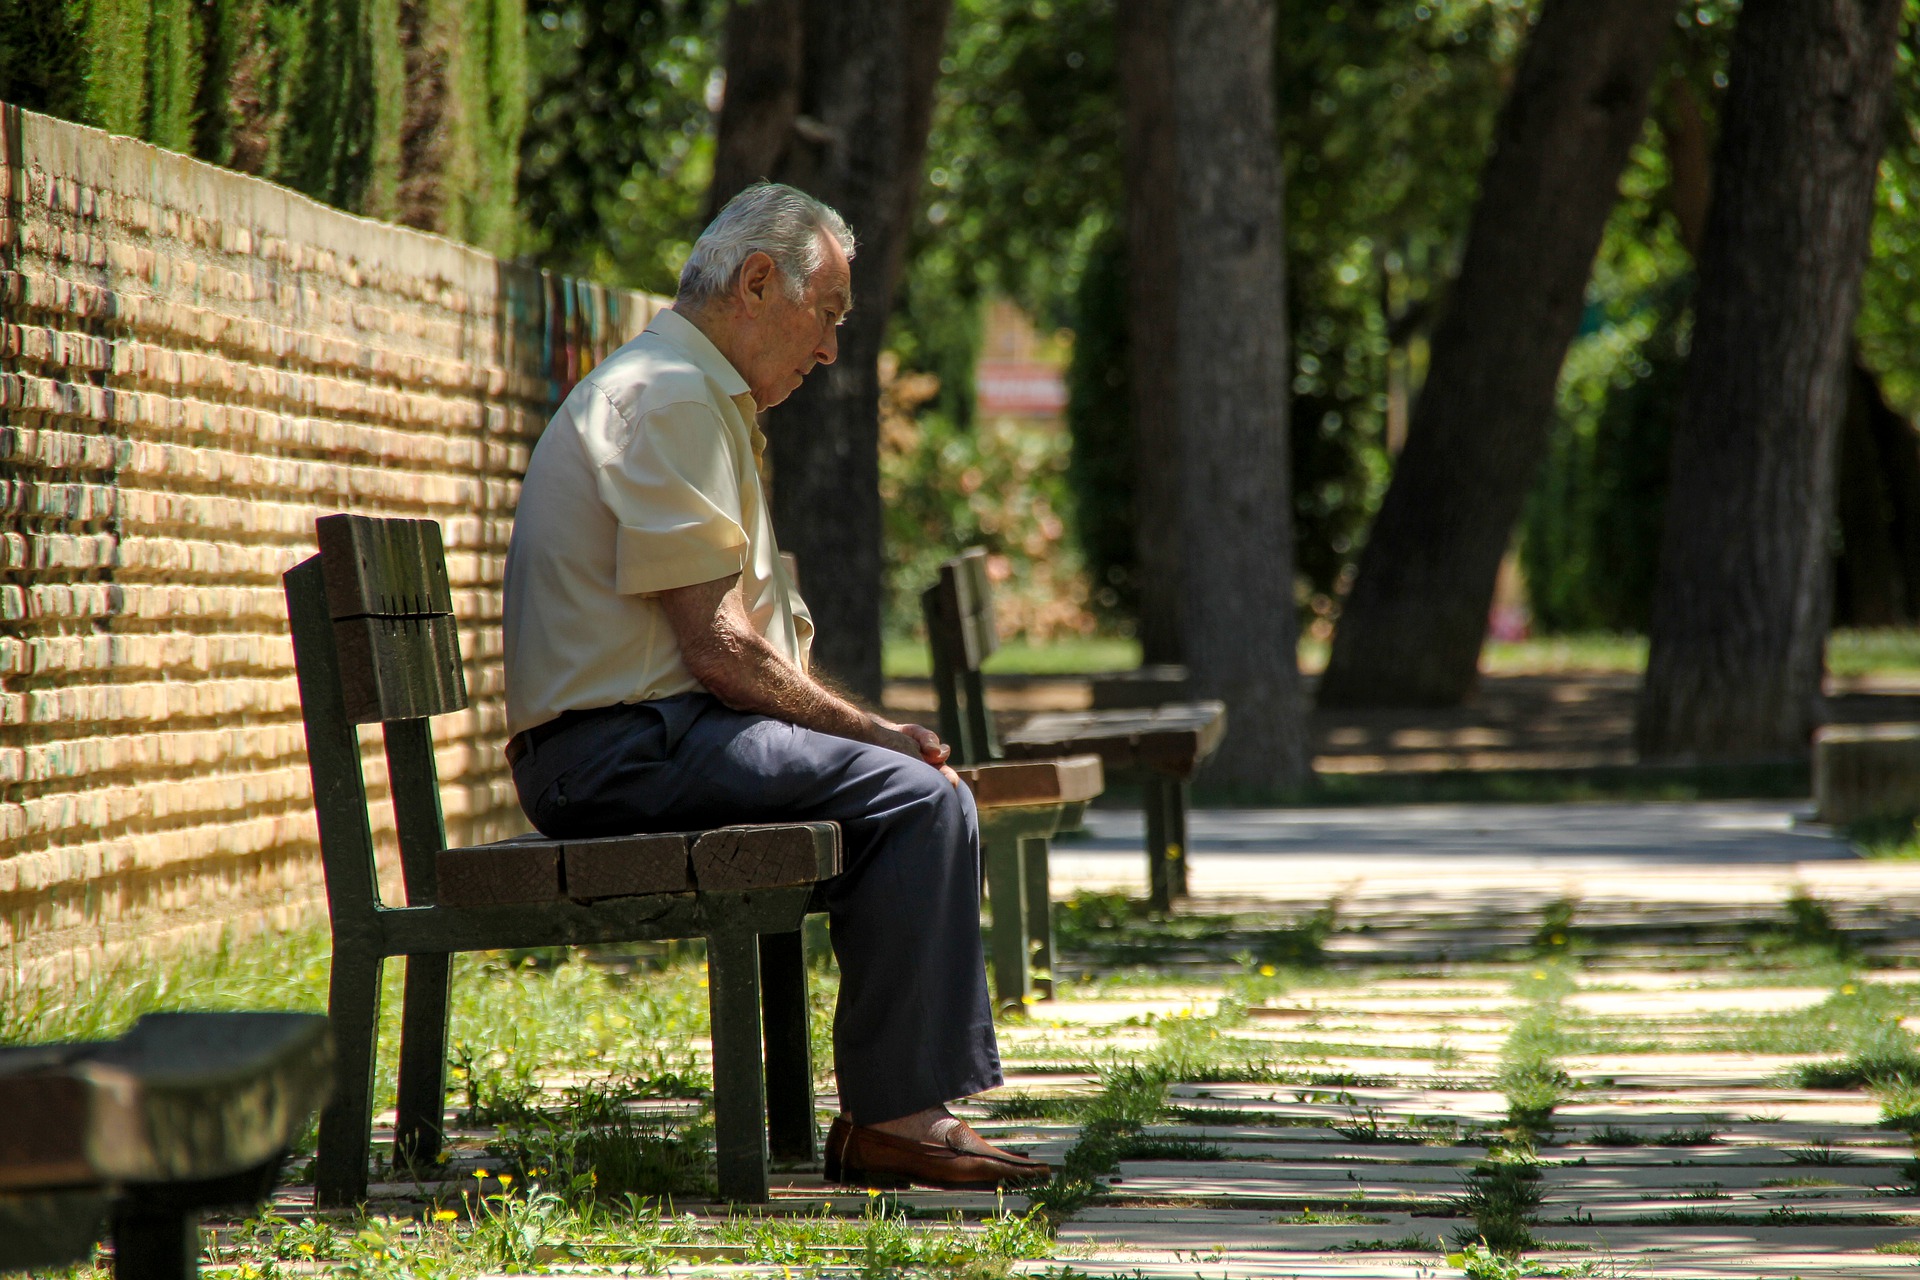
[737,251,779,315]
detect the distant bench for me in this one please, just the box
[0,1011,330,1280]
[924,549,1225,913]
[285,514,840,1206]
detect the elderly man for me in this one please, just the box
[501,183,1045,1191]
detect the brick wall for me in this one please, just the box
[0,104,664,989]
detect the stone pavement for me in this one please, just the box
[237,801,1920,1279]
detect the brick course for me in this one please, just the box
[0,104,664,988]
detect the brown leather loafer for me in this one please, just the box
[831,1121,1051,1191]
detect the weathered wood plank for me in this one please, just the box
[564,832,694,899]
[435,838,564,907]
[0,1013,331,1189]
[316,514,454,619]
[691,824,840,890]
[956,755,1104,807]
[334,613,468,724]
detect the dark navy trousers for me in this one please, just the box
[509,693,1003,1125]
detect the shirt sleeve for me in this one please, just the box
[593,393,750,596]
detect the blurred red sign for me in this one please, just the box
[976,359,1067,417]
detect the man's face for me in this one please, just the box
[736,234,853,410]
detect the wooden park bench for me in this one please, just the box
[284,514,839,1207]
[952,754,1104,1014]
[0,1010,331,1280]
[924,549,1227,913]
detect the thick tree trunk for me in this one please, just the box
[1315,0,1676,708]
[1636,0,1900,761]
[1120,0,1182,665]
[705,0,803,223]
[707,0,953,701]
[1171,0,1307,788]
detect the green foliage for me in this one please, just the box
[880,387,1093,641]
[191,0,311,174]
[1025,1062,1171,1221]
[1856,0,1920,417]
[77,0,153,135]
[283,0,404,215]
[143,0,197,149]
[517,0,718,292]
[0,0,91,121]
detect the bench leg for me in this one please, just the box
[393,953,452,1170]
[107,1204,197,1280]
[984,828,1031,1014]
[1021,836,1054,1000]
[759,929,817,1164]
[707,930,770,1203]
[1144,776,1190,910]
[315,943,384,1208]
[1168,779,1191,900]
[1145,781,1172,913]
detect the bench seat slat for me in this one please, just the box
[438,823,841,907]
[956,755,1104,808]
[691,823,840,890]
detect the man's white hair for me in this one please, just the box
[677,182,856,307]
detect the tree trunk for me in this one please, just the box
[705,0,804,223]
[1315,0,1676,708]
[1171,0,1307,788]
[707,0,953,701]
[1636,0,1901,761]
[1835,360,1908,626]
[1120,0,1182,665]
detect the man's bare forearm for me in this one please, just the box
[661,575,915,755]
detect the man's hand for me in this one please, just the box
[877,719,962,789]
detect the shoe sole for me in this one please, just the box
[835,1164,1048,1192]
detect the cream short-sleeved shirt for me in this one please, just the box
[502,308,814,738]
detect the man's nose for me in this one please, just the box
[815,325,838,367]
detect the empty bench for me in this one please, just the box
[925,549,1226,912]
[0,1011,331,1280]
[285,514,839,1206]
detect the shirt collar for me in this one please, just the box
[645,307,753,401]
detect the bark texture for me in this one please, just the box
[706,0,954,700]
[1171,0,1307,787]
[1120,0,1183,665]
[1315,0,1677,708]
[1636,0,1901,760]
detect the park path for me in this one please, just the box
[968,801,1920,1277]
[248,801,1920,1279]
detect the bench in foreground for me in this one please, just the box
[0,1011,331,1280]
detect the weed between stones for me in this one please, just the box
[1453,952,1575,1257]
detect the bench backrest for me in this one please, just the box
[921,548,1000,767]
[285,515,467,916]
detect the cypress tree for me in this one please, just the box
[144,0,199,150]
[284,0,403,218]
[78,0,152,137]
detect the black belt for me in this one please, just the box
[505,703,628,767]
